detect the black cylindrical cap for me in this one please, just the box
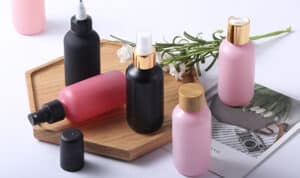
[28,100,65,125]
[71,15,92,35]
[60,128,84,172]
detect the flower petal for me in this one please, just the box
[117,44,133,63]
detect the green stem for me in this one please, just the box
[109,35,136,46]
[250,26,292,41]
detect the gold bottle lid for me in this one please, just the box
[133,48,156,70]
[178,83,207,112]
[227,16,250,45]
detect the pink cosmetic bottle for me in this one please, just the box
[28,71,126,125]
[12,0,45,35]
[172,83,211,177]
[218,16,255,106]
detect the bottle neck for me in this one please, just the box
[28,100,65,125]
[71,15,92,35]
[133,49,156,70]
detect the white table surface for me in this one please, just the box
[1,0,299,177]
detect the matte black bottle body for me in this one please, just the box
[126,64,164,133]
[64,16,100,86]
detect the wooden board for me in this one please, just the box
[26,41,183,161]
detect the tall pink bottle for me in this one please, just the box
[218,17,255,107]
[12,0,45,35]
[172,83,211,177]
[28,71,126,125]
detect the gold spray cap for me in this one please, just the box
[178,83,207,112]
[133,32,156,70]
[227,16,250,45]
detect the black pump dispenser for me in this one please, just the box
[64,0,100,86]
[126,33,164,134]
[28,100,65,125]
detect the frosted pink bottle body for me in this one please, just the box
[172,105,211,177]
[12,0,45,35]
[218,39,255,106]
[59,71,126,123]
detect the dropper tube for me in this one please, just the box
[76,0,87,20]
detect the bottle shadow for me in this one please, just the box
[132,148,171,167]
[79,160,103,175]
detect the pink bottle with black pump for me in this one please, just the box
[28,71,126,125]
[218,16,255,106]
[172,83,211,177]
[12,0,45,35]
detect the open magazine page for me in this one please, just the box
[206,84,300,178]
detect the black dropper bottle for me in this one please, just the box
[126,33,164,134]
[64,0,100,86]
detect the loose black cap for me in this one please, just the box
[28,100,65,125]
[60,128,84,172]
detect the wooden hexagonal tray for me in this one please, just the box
[25,40,182,161]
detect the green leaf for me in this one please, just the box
[172,36,182,44]
[183,31,207,44]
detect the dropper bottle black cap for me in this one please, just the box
[71,0,92,35]
[64,0,100,86]
[28,100,65,125]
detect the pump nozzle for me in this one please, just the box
[76,0,87,21]
[27,100,65,125]
[133,32,155,70]
[136,32,153,56]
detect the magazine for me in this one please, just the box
[206,84,300,178]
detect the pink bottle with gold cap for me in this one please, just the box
[218,16,255,106]
[12,0,45,35]
[172,83,211,177]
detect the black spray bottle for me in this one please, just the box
[64,0,100,86]
[126,33,164,134]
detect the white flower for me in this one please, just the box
[156,52,170,72]
[169,63,177,77]
[178,63,186,80]
[156,52,162,64]
[162,65,169,72]
[168,63,186,80]
[117,44,133,63]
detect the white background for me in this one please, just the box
[1,0,300,177]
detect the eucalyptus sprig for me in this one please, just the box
[111,26,292,79]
